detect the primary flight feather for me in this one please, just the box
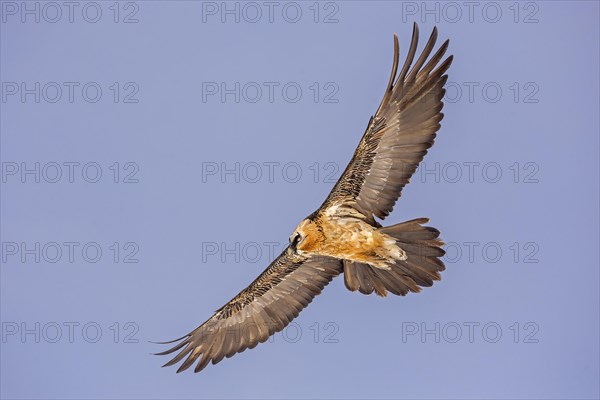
[157,23,453,373]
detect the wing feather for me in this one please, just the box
[321,23,453,221]
[157,248,342,373]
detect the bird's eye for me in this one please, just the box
[290,233,302,247]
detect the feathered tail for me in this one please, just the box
[343,218,445,297]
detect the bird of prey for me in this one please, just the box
[157,23,453,373]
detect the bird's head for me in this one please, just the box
[290,219,324,254]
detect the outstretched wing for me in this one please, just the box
[156,248,342,373]
[322,23,453,221]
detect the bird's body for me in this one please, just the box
[157,23,453,374]
[293,203,406,269]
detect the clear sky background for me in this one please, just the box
[1,1,599,399]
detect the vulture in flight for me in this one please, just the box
[157,23,453,373]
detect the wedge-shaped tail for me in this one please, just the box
[344,218,445,296]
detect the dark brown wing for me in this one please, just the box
[156,248,342,373]
[321,23,453,221]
